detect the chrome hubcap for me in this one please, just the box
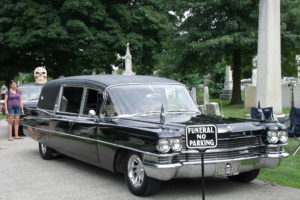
[41,144,47,154]
[128,155,145,188]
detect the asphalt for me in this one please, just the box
[1,120,300,200]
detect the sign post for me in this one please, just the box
[185,124,218,200]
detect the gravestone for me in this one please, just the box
[257,0,282,114]
[282,85,291,108]
[203,86,209,105]
[205,103,221,116]
[294,84,300,108]
[122,43,135,75]
[252,56,258,86]
[220,65,233,100]
[296,55,300,83]
[198,105,206,114]
[244,86,257,108]
[191,87,197,105]
[203,74,211,86]
[111,65,119,75]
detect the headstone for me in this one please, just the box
[111,65,119,75]
[244,86,257,108]
[203,86,209,105]
[198,105,206,114]
[257,0,282,114]
[191,87,197,105]
[122,43,135,75]
[240,79,252,91]
[282,85,291,108]
[203,74,211,86]
[296,55,300,83]
[1,85,7,94]
[252,56,258,86]
[220,65,233,100]
[294,84,300,108]
[205,103,221,116]
[34,66,47,84]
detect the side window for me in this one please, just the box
[83,89,103,115]
[59,87,83,114]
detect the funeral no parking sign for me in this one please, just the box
[186,125,218,149]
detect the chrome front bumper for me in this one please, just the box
[143,152,289,181]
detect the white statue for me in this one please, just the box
[34,67,47,84]
[111,65,119,75]
[122,43,135,75]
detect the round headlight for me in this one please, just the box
[156,139,171,153]
[170,138,182,152]
[278,130,288,143]
[267,131,279,144]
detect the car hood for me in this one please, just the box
[113,114,277,138]
[23,101,38,109]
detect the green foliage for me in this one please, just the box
[23,73,35,83]
[208,64,226,98]
[0,0,172,80]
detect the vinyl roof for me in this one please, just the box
[61,75,180,88]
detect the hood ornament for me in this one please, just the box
[160,104,166,125]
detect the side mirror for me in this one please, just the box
[88,109,96,118]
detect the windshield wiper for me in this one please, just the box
[132,111,161,117]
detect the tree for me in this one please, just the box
[0,0,171,81]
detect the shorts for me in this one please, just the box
[7,106,21,116]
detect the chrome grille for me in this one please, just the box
[178,132,271,162]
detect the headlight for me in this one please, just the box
[267,131,279,144]
[170,138,182,152]
[278,130,288,143]
[156,139,171,153]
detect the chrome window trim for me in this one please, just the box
[80,86,104,118]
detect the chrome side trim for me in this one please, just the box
[23,124,179,157]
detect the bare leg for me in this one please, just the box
[8,116,13,140]
[14,115,20,138]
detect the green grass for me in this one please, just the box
[0,114,6,120]
[258,140,300,189]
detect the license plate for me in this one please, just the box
[216,161,240,176]
[185,125,218,149]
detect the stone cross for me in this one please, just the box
[296,55,300,82]
[122,43,135,75]
[252,56,258,86]
[257,0,282,114]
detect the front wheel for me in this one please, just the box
[124,152,161,196]
[39,143,55,160]
[228,169,260,182]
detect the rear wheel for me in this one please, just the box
[228,169,260,182]
[39,143,55,160]
[124,152,161,196]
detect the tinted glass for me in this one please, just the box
[60,87,83,113]
[83,89,103,115]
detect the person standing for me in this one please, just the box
[4,80,24,141]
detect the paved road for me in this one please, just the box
[1,121,300,200]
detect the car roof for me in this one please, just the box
[60,75,181,88]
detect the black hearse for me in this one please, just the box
[23,75,289,196]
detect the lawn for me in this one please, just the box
[210,99,300,189]
[0,114,6,120]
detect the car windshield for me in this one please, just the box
[19,85,43,101]
[105,84,199,117]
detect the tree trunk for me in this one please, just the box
[52,52,67,78]
[229,49,243,105]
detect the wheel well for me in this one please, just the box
[114,149,129,174]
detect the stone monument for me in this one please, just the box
[252,56,258,86]
[220,65,233,100]
[122,43,135,75]
[296,55,300,82]
[257,0,282,114]
[191,87,197,105]
[203,86,209,105]
[111,65,119,75]
[34,66,47,84]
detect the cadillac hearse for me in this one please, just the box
[23,75,289,196]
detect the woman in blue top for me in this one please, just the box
[4,80,24,141]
